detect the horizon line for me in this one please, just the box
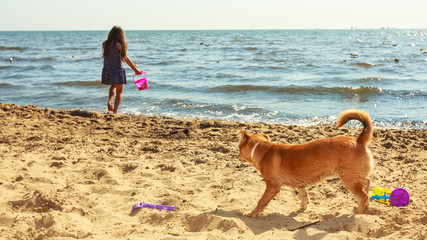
[1,27,427,32]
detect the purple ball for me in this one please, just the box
[390,188,410,207]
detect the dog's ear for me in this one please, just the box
[261,133,270,140]
[239,130,249,142]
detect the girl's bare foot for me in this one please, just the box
[107,102,114,111]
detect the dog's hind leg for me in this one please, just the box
[296,187,308,211]
[247,182,281,217]
[354,179,370,214]
[340,175,370,214]
[361,178,371,211]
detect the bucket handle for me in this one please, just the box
[133,71,148,82]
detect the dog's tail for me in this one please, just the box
[336,109,373,147]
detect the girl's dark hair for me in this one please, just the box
[103,26,127,60]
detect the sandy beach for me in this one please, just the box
[0,102,426,240]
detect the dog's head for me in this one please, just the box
[238,131,269,163]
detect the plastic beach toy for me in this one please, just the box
[372,187,410,207]
[372,187,392,204]
[133,72,149,90]
[389,188,410,207]
[131,202,178,213]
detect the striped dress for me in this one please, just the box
[101,41,126,85]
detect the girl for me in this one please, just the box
[102,26,142,114]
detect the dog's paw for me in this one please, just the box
[245,211,259,218]
[297,206,307,212]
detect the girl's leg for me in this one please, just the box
[108,85,116,111]
[113,84,124,114]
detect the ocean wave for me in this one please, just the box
[210,85,270,93]
[333,86,385,95]
[35,57,54,62]
[152,61,169,65]
[215,73,241,79]
[72,47,97,51]
[21,66,37,71]
[54,47,98,51]
[360,77,382,82]
[53,80,100,87]
[138,99,427,129]
[0,46,26,51]
[253,58,265,62]
[209,84,387,96]
[375,120,426,129]
[41,65,55,70]
[0,83,15,89]
[244,47,258,51]
[11,65,54,72]
[11,57,54,62]
[349,62,375,68]
[234,38,248,42]
[276,115,426,129]
[149,99,271,122]
[401,90,426,97]
[3,74,27,79]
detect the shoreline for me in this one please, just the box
[2,101,425,130]
[0,103,426,239]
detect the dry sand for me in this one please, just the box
[0,103,426,240]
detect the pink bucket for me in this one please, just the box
[133,72,149,90]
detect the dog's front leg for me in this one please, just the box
[296,187,308,211]
[247,182,281,217]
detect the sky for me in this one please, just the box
[1,0,426,31]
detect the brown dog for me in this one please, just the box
[238,109,373,217]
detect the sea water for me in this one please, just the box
[0,30,426,128]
